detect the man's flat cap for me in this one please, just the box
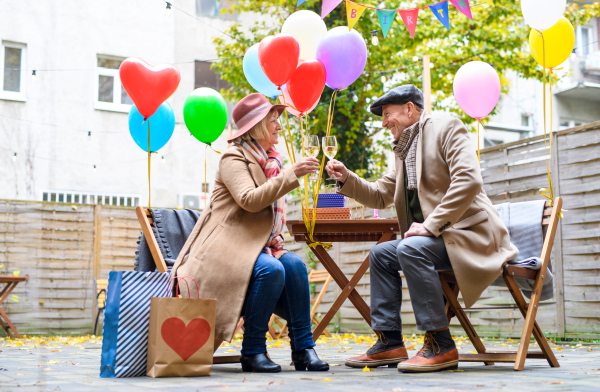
[369,84,424,116]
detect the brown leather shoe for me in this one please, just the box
[397,330,459,373]
[345,346,409,368]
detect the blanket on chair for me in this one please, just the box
[494,200,554,301]
[134,209,201,272]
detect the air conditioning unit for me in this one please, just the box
[179,194,200,210]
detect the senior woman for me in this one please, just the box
[171,93,328,373]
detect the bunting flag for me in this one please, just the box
[297,0,307,6]
[376,9,397,38]
[346,1,367,31]
[483,0,494,5]
[429,2,450,31]
[322,0,343,19]
[449,0,473,20]
[399,8,419,39]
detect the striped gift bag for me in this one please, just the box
[100,270,171,378]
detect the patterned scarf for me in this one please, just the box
[393,119,421,190]
[239,138,288,259]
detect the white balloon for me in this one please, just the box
[281,10,327,60]
[521,0,566,32]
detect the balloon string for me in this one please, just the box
[477,119,480,164]
[205,145,208,209]
[147,120,151,211]
[208,145,223,154]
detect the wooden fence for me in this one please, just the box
[0,122,599,337]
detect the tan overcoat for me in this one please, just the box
[338,113,518,308]
[171,144,299,342]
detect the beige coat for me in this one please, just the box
[338,113,518,308]
[171,144,299,342]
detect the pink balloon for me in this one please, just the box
[278,85,319,117]
[453,61,500,119]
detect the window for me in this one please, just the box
[0,41,26,101]
[195,61,231,90]
[521,113,532,127]
[559,119,585,130]
[42,190,140,207]
[201,183,210,193]
[577,26,594,56]
[196,0,237,20]
[95,55,133,113]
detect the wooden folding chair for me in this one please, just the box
[439,198,562,371]
[135,207,240,364]
[93,279,108,335]
[276,268,334,339]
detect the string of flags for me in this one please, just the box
[297,0,495,39]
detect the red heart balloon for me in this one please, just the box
[258,34,300,87]
[287,59,326,114]
[119,58,181,120]
[161,317,211,361]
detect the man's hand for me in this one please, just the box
[403,222,433,238]
[268,236,284,250]
[325,159,349,182]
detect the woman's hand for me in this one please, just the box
[292,157,320,178]
[268,236,284,250]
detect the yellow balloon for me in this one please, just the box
[529,17,575,69]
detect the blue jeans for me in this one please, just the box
[241,252,315,355]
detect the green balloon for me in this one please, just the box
[183,87,228,145]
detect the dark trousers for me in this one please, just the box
[369,235,452,332]
[241,252,315,355]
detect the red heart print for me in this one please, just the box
[161,317,211,361]
[119,58,181,120]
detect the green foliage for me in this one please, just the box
[214,0,599,178]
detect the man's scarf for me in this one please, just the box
[393,120,420,190]
[239,138,287,258]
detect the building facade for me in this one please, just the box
[0,0,240,209]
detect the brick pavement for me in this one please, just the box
[0,335,599,391]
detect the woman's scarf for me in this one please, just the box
[239,138,288,259]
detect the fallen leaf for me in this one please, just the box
[50,349,61,352]
[226,349,236,353]
[43,368,53,371]
[362,366,371,372]
[545,381,563,385]
[406,345,416,350]
[320,378,333,381]
[588,348,593,352]
[554,347,563,350]
[16,373,24,376]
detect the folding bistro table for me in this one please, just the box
[0,274,29,338]
[286,219,399,341]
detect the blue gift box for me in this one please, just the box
[316,193,346,208]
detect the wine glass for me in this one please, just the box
[304,135,320,181]
[322,136,339,180]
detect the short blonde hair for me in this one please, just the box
[236,109,278,143]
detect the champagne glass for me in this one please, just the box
[322,136,339,180]
[304,135,320,181]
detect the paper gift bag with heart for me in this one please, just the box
[147,277,216,377]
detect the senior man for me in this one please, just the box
[326,85,518,373]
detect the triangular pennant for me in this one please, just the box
[449,0,472,20]
[321,0,343,19]
[346,1,366,31]
[483,0,494,5]
[297,0,307,5]
[429,2,450,31]
[376,9,397,38]
[399,8,419,39]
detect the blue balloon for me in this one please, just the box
[243,43,281,99]
[128,101,175,152]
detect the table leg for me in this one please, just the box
[0,304,20,338]
[309,232,395,341]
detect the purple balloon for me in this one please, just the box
[316,27,367,91]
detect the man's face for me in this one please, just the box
[381,103,418,140]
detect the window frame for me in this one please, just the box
[0,41,27,102]
[94,55,133,113]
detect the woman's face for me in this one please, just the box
[259,111,282,148]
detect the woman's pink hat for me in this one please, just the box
[228,93,287,143]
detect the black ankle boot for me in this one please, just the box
[421,328,456,358]
[291,348,329,371]
[367,330,405,355]
[240,353,281,373]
